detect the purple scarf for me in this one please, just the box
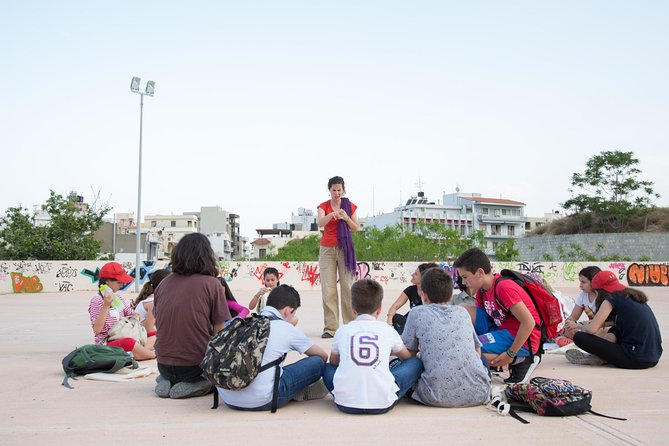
[338,197,357,276]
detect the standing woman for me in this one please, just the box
[568,271,662,368]
[318,176,360,338]
[153,233,231,399]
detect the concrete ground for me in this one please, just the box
[0,287,667,446]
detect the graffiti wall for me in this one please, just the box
[1,260,668,295]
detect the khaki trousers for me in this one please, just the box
[319,246,355,335]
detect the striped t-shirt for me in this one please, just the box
[88,294,134,344]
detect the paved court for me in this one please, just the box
[0,287,667,446]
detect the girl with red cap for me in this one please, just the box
[567,270,662,368]
[88,262,156,360]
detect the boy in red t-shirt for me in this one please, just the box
[454,248,541,383]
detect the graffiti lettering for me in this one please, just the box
[355,262,371,280]
[627,263,669,287]
[516,262,545,274]
[562,262,581,283]
[56,264,78,278]
[301,265,320,287]
[372,262,385,271]
[374,275,389,285]
[11,272,43,293]
[58,281,74,292]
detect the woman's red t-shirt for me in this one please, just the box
[318,200,357,247]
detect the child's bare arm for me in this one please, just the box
[328,351,340,366]
[392,346,413,360]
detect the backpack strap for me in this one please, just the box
[492,277,539,359]
[587,409,627,421]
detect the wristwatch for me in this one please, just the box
[506,348,517,358]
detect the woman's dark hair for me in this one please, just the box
[263,267,280,284]
[133,269,171,308]
[169,233,219,277]
[218,277,237,302]
[579,266,601,282]
[418,262,439,274]
[595,287,648,313]
[327,176,345,193]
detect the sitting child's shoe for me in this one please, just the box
[566,349,606,366]
[504,355,541,384]
[169,378,212,399]
[292,379,329,401]
[155,375,172,398]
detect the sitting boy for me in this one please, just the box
[454,248,541,383]
[323,279,423,414]
[402,268,491,407]
[218,285,328,410]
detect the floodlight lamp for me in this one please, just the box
[131,77,141,92]
[145,80,155,96]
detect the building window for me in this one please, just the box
[508,225,515,236]
[491,224,501,235]
[151,221,157,227]
[259,248,267,258]
[187,221,192,227]
[171,220,176,227]
[493,241,499,250]
[481,207,489,215]
[494,209,501,217]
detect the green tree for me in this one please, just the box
[494,239,520,261]
[0,191,110,260]
[562,150,659,232]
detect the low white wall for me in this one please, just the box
[1,259,667,295]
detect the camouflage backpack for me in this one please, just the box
[200,314,284,412]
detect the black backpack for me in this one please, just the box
[503,377,626,424]
[62,344,137,388]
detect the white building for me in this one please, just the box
[143,214,199,259]
[366,191,475,235]
[525,211,565,234]
[443,192,527,253]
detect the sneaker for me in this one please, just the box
[154,375,172,398]
[321,332,334,339]
[504,355,541,384]
[566,349,606,366]
[556,337,574,347]
[168,378,213,399]
[292,379,329,401]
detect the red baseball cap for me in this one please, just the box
[591,270,626,293]
[99,262,134,284]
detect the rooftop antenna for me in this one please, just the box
[416,177,425,193]
[372,186,376,222]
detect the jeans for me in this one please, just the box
[322,357,424,414]
[319,246,355,335]
[225,356,325,411]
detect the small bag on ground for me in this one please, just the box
[504,377,626,423]
[62,344,138,388]
[106,316,148,346]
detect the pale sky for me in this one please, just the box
[2,1,667,240]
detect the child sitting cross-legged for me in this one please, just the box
[323,279,424,414]
[402,268,491,407]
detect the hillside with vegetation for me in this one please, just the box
[530,207,669,236]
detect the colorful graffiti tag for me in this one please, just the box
[627,263,669,287]
[11,272,43,293]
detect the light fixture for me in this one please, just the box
[130,76,141,93]
[130,76,157,291]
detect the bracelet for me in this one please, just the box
[506,348,517,358]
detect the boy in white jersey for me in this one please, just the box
[322,279,423,414]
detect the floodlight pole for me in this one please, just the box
[131,77,155,292]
